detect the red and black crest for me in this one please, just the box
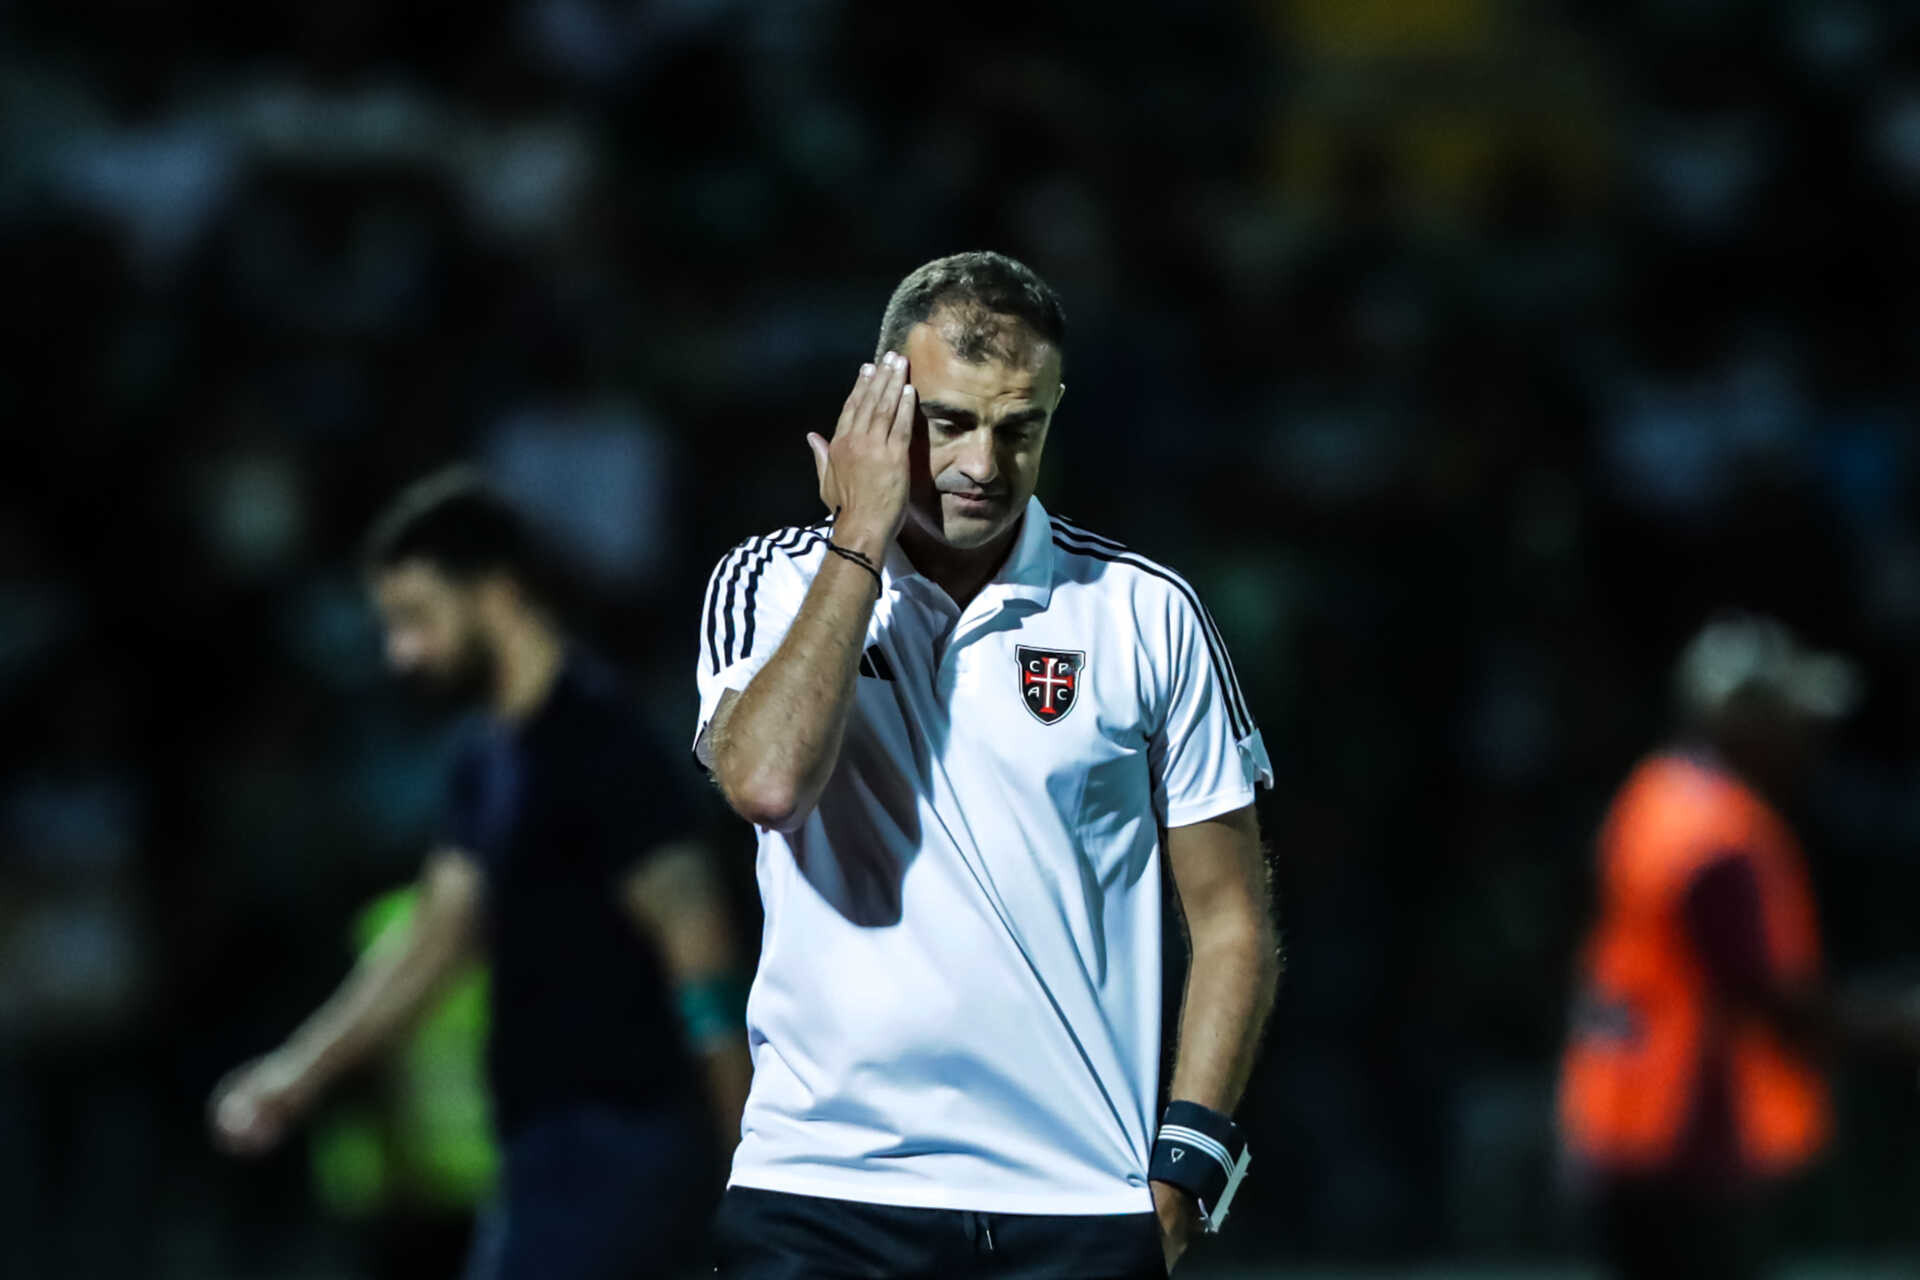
[1018,646,1084,724]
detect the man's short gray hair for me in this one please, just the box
[875,251,1066,366]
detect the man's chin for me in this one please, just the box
[402,671,489,709]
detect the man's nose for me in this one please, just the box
[956,427,999,484]
[387,633,420,670]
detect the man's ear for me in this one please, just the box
[1053,381,1067,414]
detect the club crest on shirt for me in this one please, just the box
[1017,646,1084,725]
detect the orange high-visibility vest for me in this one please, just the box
[1559,752,1829,1179]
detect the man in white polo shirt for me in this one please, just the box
[696,251,1277,1278]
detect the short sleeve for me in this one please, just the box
[438,722,509,867]
[694,532,816,749]
[1148,585,1273,828]
[440,733,486,853]
[588,719,699,883]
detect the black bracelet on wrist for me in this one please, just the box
[1150,1100,1251,1234]
[825,541,883,592]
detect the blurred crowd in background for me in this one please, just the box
[6,0,1920,1275]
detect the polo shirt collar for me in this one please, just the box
[991,496,1056,607]
[881,496,1055,610]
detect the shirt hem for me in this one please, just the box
[727,1166,1156,1216]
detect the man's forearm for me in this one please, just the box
[698,1039,754,1163]
[1833,984,1920,1058]
[1166,913,1280,1114]
[280,914,472,1093]
[1162,809,1279,1116]
[714,540,885,831]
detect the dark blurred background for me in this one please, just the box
[5,0,1920,1275]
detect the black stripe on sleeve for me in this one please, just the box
[703,543,751,676]
[717,535,762,674]
[1172,587,1254,743]
[699,556,722,675]
[738,524,828,662]
[1198,598,1253,738]
[732,531,787,669]
[711,523,835,673]
[1051,517,1255,736]
[1050,528,1254,740]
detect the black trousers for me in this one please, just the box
[713,1186,1166,1279]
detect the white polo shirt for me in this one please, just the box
[695,497,1272,1215]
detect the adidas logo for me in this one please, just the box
[857,646,896,681]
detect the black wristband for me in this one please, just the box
[1149,1100,1250,1234]
[825,541,883,592]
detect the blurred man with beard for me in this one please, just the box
[210,470,751,1279]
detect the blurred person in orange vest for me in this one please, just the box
[1559,614,1920,1279]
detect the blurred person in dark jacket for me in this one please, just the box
[1559,614,1920,1279]
[209,469,752,1279]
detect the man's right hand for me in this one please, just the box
[806,351,916,558]
[208,1049,315,1157]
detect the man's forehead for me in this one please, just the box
[903,321,1061,408]
[375,559,456,598]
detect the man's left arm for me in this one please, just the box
[1165,804,1278,1111]
[1142,580,1276,1269]
[1156,804,1279,1262]
[623,842,754,1169]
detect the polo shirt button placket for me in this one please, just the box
[950,649,977,696]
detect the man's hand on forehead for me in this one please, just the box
[806,351,915,556]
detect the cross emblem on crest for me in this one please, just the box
[1017,646,1084,725]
